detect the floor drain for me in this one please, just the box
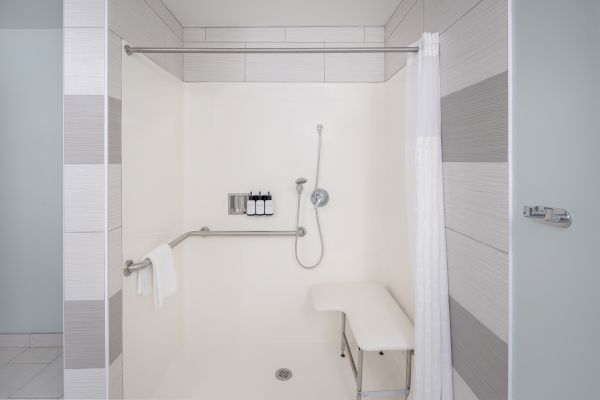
[275,368,293,381]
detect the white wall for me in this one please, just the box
[122,51,184,398]
[181,82,394,345]
[382,69,414,320]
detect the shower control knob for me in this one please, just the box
[311,189,329,208]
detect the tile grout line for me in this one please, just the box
[445,226,508,255]
[2,348,27,366]
[438,0,485,36]
[386,0,419,43]
[6,360,53,398]
[143,0,183,41]
[384,0,406,35]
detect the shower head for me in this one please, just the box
[316,124,323,135]
[295,177,308,193]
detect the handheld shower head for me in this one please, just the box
[295,177,308,193]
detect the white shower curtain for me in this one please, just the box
[405,33,453,400]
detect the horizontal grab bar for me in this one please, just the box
[123,226,306,276]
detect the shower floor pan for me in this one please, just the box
[151,341,408,400]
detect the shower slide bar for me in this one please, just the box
[123,226,306,276]
[124,45,419,55]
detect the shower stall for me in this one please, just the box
[60,0,517,399]
[119,42,412,399]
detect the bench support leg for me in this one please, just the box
[356,348,364,400]
[339,311,412,399]
[405,350,413,391]
[341,313,347,357]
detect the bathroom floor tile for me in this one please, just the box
[0,335,29,348]
[0,348,26,367]
[0,364,46,398]
[11,348,62,364]
[10,357,64,399]
[29,334,63,348]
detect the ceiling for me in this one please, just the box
[162,0,402,28]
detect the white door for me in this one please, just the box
[511,1,600,399]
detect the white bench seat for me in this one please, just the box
[311,282,414,351]
[310,282,414,399]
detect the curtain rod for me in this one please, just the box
[124,45,419,55]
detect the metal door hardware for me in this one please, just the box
[523,205,572,227]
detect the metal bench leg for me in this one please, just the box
[356,348,363,400]
[405,350,413,392]
[341,313,347,357]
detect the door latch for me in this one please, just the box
[522,205,572,227]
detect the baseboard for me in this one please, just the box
[0,333,63,347]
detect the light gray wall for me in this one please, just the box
[511,0,600,398]
[0,0,63,333]
[386,1,509,399]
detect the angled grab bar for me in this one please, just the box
[123,226,306,276]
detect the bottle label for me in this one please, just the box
[256,200,265,215]
[265,200,274,215]
[247,201,256,215]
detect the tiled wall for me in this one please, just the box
[183,26,385,82]
[386,1,508,399]
[63,0,107,398]
[64,0,179,398]
[108,0,183,80]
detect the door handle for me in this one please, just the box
[523,205,572,227]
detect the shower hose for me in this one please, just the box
[294,127,325,269]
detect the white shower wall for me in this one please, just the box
[122,52,184,398]
[122,50,413,397]
[181,82,391,345]
[382,69,414,320]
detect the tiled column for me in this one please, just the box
[63,1,112,398]
[107,28,123,400]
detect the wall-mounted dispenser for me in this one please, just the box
[255,192,265,215]
[246,192,256,216]
[228,193,249,215]
[265,192,274,215]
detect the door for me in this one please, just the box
[511,1,600,399]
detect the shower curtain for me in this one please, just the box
[405,33,453,400]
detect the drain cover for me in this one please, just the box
[275,368,293,381]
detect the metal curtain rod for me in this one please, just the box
[124,45,419,55]
[123,226,306,276]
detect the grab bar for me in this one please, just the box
[123,226,306,276]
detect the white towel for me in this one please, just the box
[137,244,178,307]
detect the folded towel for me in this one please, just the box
[137,244,178,307]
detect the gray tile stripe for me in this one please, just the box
[447,228,508,342]
[449,297,507,400]
[64,95,104,164]
[453,368,480,400]
[64,300,105,369]
[442,71,508,162]
[109,97,122,164]
[109,291,122,364]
